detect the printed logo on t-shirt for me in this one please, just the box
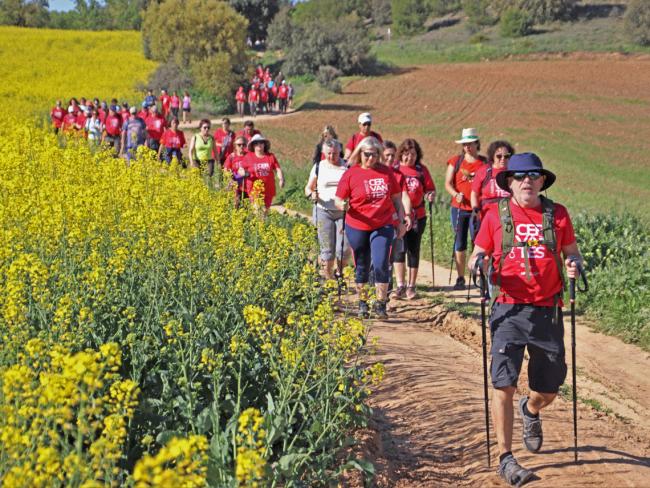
[364,177,389,200]
[406,176,420,193]
[510,224,545,261]
[255,162,271,177]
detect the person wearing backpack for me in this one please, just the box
[189,119,216,176]
[471,141,515,220]
[392,139,436,300]
[468,153,582,487]
[120,106,147,162]
[444,128,488,290]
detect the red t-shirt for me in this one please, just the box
[271,85,278,97]
[213,128,234,160]
[160,95,171,111]
[98,109,106,124]
[120,109,130,121]
[260,88,269,102]
[237,128,261,143]
[335,164,401,231]
[396,164,436,220]
[471,165,510,217]
[51,107,65,128]
[161,128,186,149]
[62,113,78,132]
[447,155,487,211]
[137,109,148,120]
[236,89,246,102]
[146,114,166,140]
[241,152,280,208]
[75,113,86,130]
[278,85,289,99]
[248,89,259,103]
[475,200,576,306]
[104,114,122,136]
[345,131,383,152]
[225,153,248,191]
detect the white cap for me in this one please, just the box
[358,112,372,125]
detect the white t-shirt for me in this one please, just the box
[309,161,347,210]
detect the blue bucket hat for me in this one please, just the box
[495,152,556,192]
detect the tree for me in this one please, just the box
[625,0,650,46]
[500,6,532,37]
[228,0,279,41]
[461,0,495,30]
[105,0,147,30]
[391,0,432,36]
[0,0,49,27]
[142,0,250,99]
[492,0,576,23]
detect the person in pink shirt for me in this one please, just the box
[170,91,181,118]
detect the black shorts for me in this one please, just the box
[490,303,567,393]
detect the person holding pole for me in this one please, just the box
[468,152,583,486]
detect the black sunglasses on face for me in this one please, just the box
[495,153,511,160]
[363,151,377,158]
[512,171,542,181]
[362,122,371,127]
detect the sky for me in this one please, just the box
[49,0,76,12]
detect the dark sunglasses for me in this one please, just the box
[361,122,371,127]
[512,171,543,181]
[363,151,377,158]
[495,153,511,160]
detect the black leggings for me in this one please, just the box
[393,216,426,267]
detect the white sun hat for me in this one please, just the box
[455,128,480,144]
[357,112,372,125]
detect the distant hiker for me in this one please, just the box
[334,136,407,319]
[120,102,130,123]
[237,120,261,144]
[182,91,191,124]
[170,91,181,118]
[304,139,350,280]
[237,133,284,212]
[224,135,248,206]
[382,140,397,170]
[189,119,216,177]
[468,153,582,487]
[102,105,122,155]
[158,117,186,166]
[270,82,278,111]
[344,113,383,159]
[260,84,269,113]
[248,85,260,117]
[160,89,171,119]
[85,108,103,145]
[236,86,246,117]
[121,106,147,162]
[392,139,436,300]
[288,83,295,109]
[145,105,167,152]
[62,106,78,134]
[312,125,340,165]
[444,128,488,290]
[471,141,515,220]
[277,80,289,114]
[211,117,234,167]
[51,100,64,134]
[144,89,156,109]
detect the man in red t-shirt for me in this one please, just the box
[237,120,260,144]
[213,117,235,167]
[102,105,123,155]
[145,105,167,151]
[160,89,171,119]
[51,100,65,134]
[235,86,246,117]
[469,153,582,487]
[248,86,259,117]
[277,81,289,113]
[344,112,383,159]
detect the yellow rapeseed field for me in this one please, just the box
[0,26,157,117]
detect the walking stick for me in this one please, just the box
[337,210,346,300]
[569,256,588,464]
[449,207,461,285]
[472,252,491,467]
[427,200,435,289]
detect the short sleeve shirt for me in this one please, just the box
[345,131,383,153]
[471,165,510,216]
[241,152,280,199]
[396,164,436,219]
[161,129,186,149]
[447,155,486,211]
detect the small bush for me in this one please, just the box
[625,0,650,46]
[316,65,342,93]
[500,7,532,37]
[462,0,495,30]
[391,0,432,36]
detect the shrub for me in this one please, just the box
[148,62,193,94]
[500,7,533,37]
[493,0,576,23]
[462,0,495,30]
[429,0,461,16]
[625,0,650,46]
[391,0,432,36]
[316,65,342,92]
[372,0,393,25]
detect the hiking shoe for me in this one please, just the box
[372,300,388,319]
[405,286,417,300]
[358,300,369,319]
[391,286,406,300]
[519,397,543,453]
[497,454,534,487]
[453,276,466,290]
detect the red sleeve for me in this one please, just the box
[474,207,496,253]
[471,165,486,194]
[160,130,169,146]
[555,204,577,248]
[179,131,186,147]
[345,135,355,151]
[271,154,280,170]
[335,170,352,200]
[389,170,401,196]
[423,166,436,192]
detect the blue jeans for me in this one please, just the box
[346,224,395,284]
[450,207,476,252]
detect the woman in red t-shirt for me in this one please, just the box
[444,128,488,290]
[393,139,436,300]
[158,117,186,166]
[335,137,408,319]
[237,134,284,212]
[225,135,249,206]
[471,140,515,219]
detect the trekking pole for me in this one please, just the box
[427,200,436,289]
[569,256,588,464]
[449,207,461,285]
[472,252,491,468]
[313,193,319,274]
[337,210,346,300]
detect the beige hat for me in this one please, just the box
[455,128,479,144]
[247,133,270,152]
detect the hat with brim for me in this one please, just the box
[495,152,556,192]
[455,127,479,144]
[358,112,372,125]
[247,133,270,152]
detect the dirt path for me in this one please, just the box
[178,108,298,130]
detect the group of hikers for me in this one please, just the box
[49,97,586,485]
[300,113,585,487]
[235,63,294,117]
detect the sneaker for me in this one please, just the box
[372,300,388,319]
[405,286,417,300]
[358,300,369,319]
[497,454,534,487]
[453,276,466,290]
[519,397,543,453]
[391,286,406,300]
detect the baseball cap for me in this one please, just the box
[358,113,372,125]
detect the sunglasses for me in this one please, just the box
[495,153,511,160]
[362,122,371,127]
[512,171,543,181]
[363,151,378,158]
